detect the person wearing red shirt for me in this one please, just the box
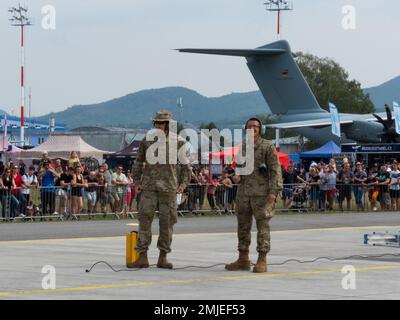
[10,165,26,218]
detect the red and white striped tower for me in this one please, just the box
[9,3,32,147]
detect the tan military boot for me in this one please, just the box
[129,251,149,268]
[157,251,173,269]
[252,252,267,273]
[225,250,251,271]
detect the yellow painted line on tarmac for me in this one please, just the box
[174,225,400,237]
[0,236,125,245]
[126,223,139,226]
[1,225,400,245]
[308,225,400,232]
[218,265,400,280]
[0,265,399,298]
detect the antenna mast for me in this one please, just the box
[9,3,32,147]
[264,0,293,40]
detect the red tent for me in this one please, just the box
[209,145,290,170]
[209,146,241,160]
[277,152,290,170]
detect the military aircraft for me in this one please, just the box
[179,40,397,145]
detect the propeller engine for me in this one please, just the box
[373,104,399,143]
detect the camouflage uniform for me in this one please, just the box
[236,137,283,254]
[132,131,191,254]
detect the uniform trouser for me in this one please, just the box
[236,195,274,254]
[136,190,177,254]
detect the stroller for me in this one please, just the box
[289,184,309,213]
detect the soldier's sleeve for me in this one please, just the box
[234,143,245,170]
[177,140,191,189]
[132,139,146,184]
[265,142,283,195]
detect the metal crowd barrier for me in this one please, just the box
[0,182,398,222]
[0,185,137,222]
[177,183,238,216]
[0,183,239,222]
[280,182,399,213]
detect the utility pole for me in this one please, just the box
[264,0,293,40]
[9,3,32,147]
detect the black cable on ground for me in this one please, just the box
[85,261,157,273]
[85,253,400,273]
[267,253,400,266]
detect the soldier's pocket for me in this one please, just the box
[169,197,178,225]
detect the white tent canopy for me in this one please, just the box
[19,135,109,161]
[0,138,23,164]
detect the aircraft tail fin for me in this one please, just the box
[179,40,325,115]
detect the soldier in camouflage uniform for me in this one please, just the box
[131,110,191,269]
[226,118,283,273]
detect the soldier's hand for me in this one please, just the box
[177,186,185,194]
[266,194,276,204]
[232,175,241,184]
[136,185,142,193]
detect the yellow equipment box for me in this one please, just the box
[126,231,139,268]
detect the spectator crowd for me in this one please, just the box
[282,158,400,212]
[0,151,136,221]
[2,150,399,222]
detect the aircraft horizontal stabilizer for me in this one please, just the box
[265,119,350,129]
[266,112,389,130]
[177,48,285,57]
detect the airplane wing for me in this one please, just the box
[265,112,388,129]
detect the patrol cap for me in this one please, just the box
[151,110,174,122]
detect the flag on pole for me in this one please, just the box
[3,114,7,151]
[329,103,341,137]
[393,101,400,135]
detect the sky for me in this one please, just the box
[0,0,399,116]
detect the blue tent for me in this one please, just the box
[300,141,341,159]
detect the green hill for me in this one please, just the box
[35,87,268,129]
[364,76,400,111]
[31,76,400,129]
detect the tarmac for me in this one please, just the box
[1,213,400,300]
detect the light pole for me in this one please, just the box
[177,97,183,125]
[9,3,32,147]
[264,0,293,40]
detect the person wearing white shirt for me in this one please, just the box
[389,161,400,211]
[112,166,129,213]
[22,166,39,215]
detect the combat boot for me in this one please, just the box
[225,250,251,271]
[129,251,149,268]
[157,251,173,269]
[252,252,267,273]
